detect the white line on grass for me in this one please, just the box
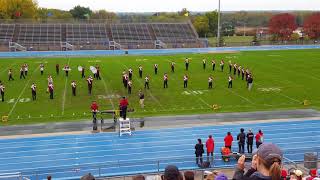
[8,67,39,117]
[61,58,70,115]
[100,76,115,109]
[225,88,255,104]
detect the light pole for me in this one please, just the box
[217,0,221,47]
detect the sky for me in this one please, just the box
[37,0,320,12]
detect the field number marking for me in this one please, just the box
[182,90,208,95]
[7,98,31,104]
[258,87,282,92]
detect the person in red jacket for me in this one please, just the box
[255,129,264,148]
[206,135,215,162]
[224,132,233,150]
[91,101,99,131]
[119,96,129,119]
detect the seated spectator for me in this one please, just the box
[133,175,146,180]
[205,171,219,180]
[215,173,228,180]
[163,165,182,180]
[221,146,231,162]
[307,169,318,180]
[281,169,288,180]
[290,170,303,180]
[184,171,195,180]
[233,143,283,180]
[80,173,95,180]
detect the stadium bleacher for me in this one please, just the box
[0,22,204,51]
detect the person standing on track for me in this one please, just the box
[0,82,5,102]
[138,65,143,78]
[8,69,14,81]
[255,129,264,148]
[90,101,99,131]
[224,132,233,150]
[31,83,37,101]
[154,64,158,75]
[206,135,215,163]
[87,76,93,95]
[237,128,246,154]
[195,138,204,166]
[183,74,188,88]
[208,76,213,89]
[144,75,150,89]
[246,129,254,153]
[71,80,77,96]
[163,73,168,88]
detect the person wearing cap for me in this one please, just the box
[233,143,283,180]
[195,139,204,165]
[247,129,254,153]
[290,170,303,180]
[163,165,182,180]
[255,130,264,148]
[206,135,215,163]
[237,128,246,154]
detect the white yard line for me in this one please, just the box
[101,76,115,109]
[225,88,255,104]
[61,58,71,115]
[8,67,39,117]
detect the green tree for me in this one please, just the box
[69,5,92,19]
[0,0,38,19]
[205,11,218,36]
[192,15,209,37]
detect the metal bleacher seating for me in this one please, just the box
[66,24,109,50]
[0,22,203,51]
[111,23,154,49]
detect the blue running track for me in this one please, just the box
[0,119,319,180]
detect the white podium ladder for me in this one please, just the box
[119,118,132,136]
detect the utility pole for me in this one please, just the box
[217,0,221,47]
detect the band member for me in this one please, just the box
[203,59,206,70]
[96,65,101,80]
[20,66,25,79]
[47,75,53,85]
[183,75,188,88]
[87,76,93,95]
[228,61,232,74]
[211,59,216,71]
[127,80,132,94]
[171,62,175,73]
[56,64,59,75]
[228,76,233,88]
[123,73,128,88]
[81,67,85,78]
[71,80,77,96]
[31,83,36,101]
[247,75,254,91]
[163,73,168,88]
[233,63,237,75]
[48,82,54,99]
[0,83,5,102]
[138,65,143,78]
[185,58,189,71]
[144,76,150,89]
[24,64,28,76]
[91,101,99,131]
[8,69,14,81]
[220,60,224,72]
[40,63,44,75]
[241,67,245,80]
[238,65,241,77]
[245,69,250,81]
[208,76,213,89]
[64,65,70,77]
[128,68,133,80]
[154,64,158,75]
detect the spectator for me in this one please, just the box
[195,138,204,165]
[119,96,129,119]
[163,165,182,180]
[281,169,288,180]
[255,130,264,148]
[80,173,95,180]
[224,132,234,150]
[47,176,52,180]
[215,173,228,180]
[233,143,283,180]
[221,146,231,162]
[307,169,318,180]
[206,135,215,162]
[90,101,99,131]
[290,170,303,180]
[184,171,195,180]
[237,128,246,154]
[246,129,254,153]
[133,175,145,180]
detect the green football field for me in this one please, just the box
[0,49,320,125]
